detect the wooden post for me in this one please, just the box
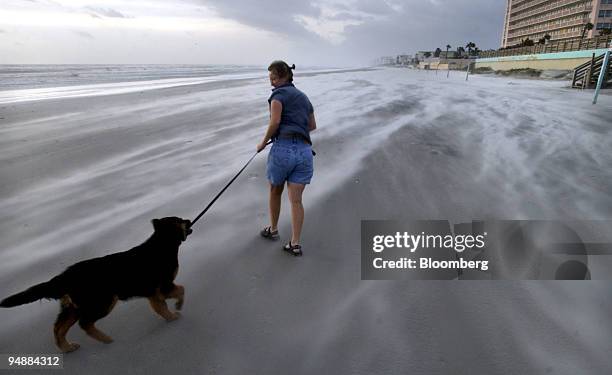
[593,50,611,105]
[586,53,596,89]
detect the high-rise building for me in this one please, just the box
[501,0,612,48]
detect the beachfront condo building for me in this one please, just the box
[501,0,612,47]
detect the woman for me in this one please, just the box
[257,60,316,257]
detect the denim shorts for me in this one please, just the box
[267,138,314,185]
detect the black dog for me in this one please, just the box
[0,217,192,353]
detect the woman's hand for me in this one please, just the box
[308,112,317,132]
[257,141,268,153]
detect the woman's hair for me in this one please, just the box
[268,60,295,83]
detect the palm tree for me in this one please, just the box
[456,46,465,58]
[465,42,476,56]
[581,22,594,40]
[434,48,442,57]
[463,42,476,82]
[542,33,552,47]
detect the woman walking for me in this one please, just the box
[257,61,316,256]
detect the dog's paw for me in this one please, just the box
[99,336,114,344]
[61,343,80,353]
[165,312,181,322]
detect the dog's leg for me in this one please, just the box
[78,296,117,344]
[54,296,80,353]
[80,322,114,344]
[148,292,180,321]
[164,284,185,311]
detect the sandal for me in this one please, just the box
[283,242,302,257]
[260,226,279,240]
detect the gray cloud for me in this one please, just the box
[350,0,397,15]
[197,0,505,64]
[84,6,128,18]
[197,0,321,37]
[344,0,505,53]
[328,12,366,22]
[197,0,403,38]
[72,30,94,39]
[0,0,506,66]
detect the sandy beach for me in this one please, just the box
[1,67,612,374]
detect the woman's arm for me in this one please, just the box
[308,112,317,132]
[257,99,282,152]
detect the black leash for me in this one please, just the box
[189,141,271,227]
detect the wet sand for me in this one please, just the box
[1,68,612,374]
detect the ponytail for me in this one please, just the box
[268,60,295,82]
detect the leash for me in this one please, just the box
[189,141,272,227]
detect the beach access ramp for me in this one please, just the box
[572,51,612,89]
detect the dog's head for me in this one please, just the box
[151,217,193,242]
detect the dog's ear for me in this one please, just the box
[151,218,161,231]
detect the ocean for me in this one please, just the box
[0,64,264,90]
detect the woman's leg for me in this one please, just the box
[287,182,306,245]
[269,183,284,231]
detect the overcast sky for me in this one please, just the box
[0,0,506,66]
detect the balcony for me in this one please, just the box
[511,0,585,15]
[510,0,588,22]
[508,17,589,39]
[508,4,592,31]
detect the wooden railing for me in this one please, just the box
[572,52,611,88]
[479,35,612,58]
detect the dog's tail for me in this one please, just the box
[0,275,66,308]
